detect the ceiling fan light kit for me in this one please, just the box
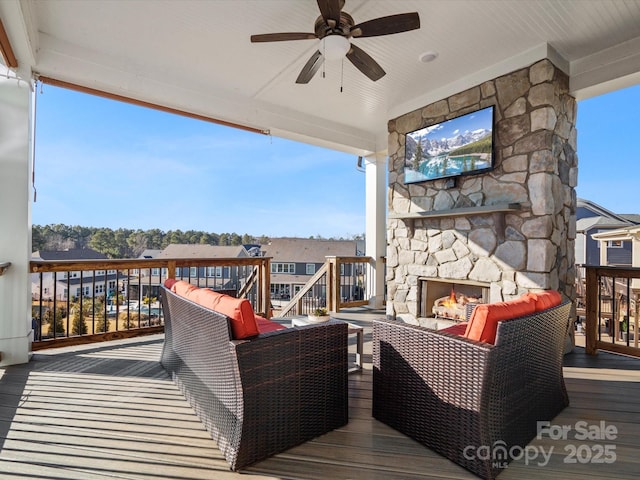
[322,35,351,61]
[250,0,420,83]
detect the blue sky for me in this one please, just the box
[574,83,640,215]
[33,86,365,238]
[32,83,639,237]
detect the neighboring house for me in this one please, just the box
[260,237,362,301]
[592,225,640,268]
[128,244,252,300]
[576,198,639,266]
[31,248,121,301]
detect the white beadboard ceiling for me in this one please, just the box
[2,0,640,155]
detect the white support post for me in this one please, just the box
[0,67,34,366]
[364,153,387,309]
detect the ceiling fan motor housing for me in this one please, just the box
[314,12,355,39]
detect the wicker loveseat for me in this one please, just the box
[372,294,571,479]
[160,283,349,471]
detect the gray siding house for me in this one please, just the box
[261,237,362,301]
[576,199,638,267]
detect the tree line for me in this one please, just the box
[32,224,269,259]
[32,224,363,259]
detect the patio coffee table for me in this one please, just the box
[291,316,363,373]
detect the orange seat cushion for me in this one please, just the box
[464,295,536,344]
[440,322,468,336]
[524,290,562,311]
[168,281,260,339]
[256,315,287,334]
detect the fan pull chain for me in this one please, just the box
[322,42,326,78]
[340,58,344,92]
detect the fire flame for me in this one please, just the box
[442,288,457,308]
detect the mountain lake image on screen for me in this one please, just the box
[404,105,494,184]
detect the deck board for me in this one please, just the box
[1,310,639,479]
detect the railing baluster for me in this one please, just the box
[585,266,640,357]
[29,256,286,347]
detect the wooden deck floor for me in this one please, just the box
[1,309,639,479]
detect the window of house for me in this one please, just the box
[189,267,197,277]
[95,284,104,294]
[608,240,624,248]
[83,286,90,296]
[175,267,181,277]
[271,263,295,274]
[108,281,116,290]
[206,266,223,277]
[151,268,160,276]
[270,283,290,298]
[306,263,315,275]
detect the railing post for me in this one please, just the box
[585,266,599,355]
[263,258,271,318]
[326,257,339,312]
[167,260,176,280]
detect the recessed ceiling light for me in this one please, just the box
[419,51,438,63]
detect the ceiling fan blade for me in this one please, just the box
[317,0,343,24]
[296,50,324,84]
[251,32,317,42]
[351,12,420,38]
[346,44,385,81]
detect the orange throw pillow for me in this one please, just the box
[524,290,562,311]
[464,295,536,344]
[184,287,260,340]
[171,279,199,297]
[163,278,178,290]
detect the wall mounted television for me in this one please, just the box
[404,105,495,184]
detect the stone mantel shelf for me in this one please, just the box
[389,203,521,220]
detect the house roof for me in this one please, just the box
[32,248,108,260]
[576,198,633,224]
[262,237,358,263]
[592,225,640,241]
[576,216,631,233]
[138,249,163,259]
[157,244,247,259]
[2,1,640,155]
[620,214,640,224]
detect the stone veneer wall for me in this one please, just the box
[387,59,577,323]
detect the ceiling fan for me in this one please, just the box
[250,0,420,84]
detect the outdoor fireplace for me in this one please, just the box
[420,279,489,321]
[386,59,576,331]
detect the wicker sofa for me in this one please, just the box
[160,284,349,471]
[372,297,571,479]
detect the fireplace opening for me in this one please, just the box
[420,279,489,322]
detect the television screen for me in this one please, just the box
[404,106,494,184]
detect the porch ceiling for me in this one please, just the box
[1,0,640,155]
